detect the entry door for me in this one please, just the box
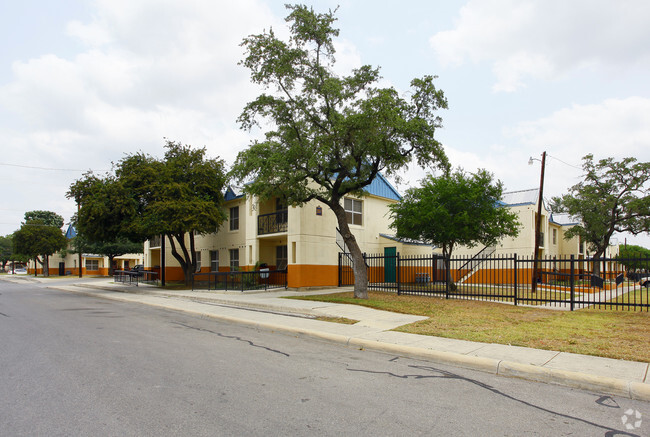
[384,247,397,283]
[59,262,65,276]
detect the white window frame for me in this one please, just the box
[210,250,219,272]
[229,249,239,270]
[344,197,363,226]
[230,206,239,231]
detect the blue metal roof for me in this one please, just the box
[365,173,401,201]
[225,186,244,201]
[65,225,77,239]
[226,174,401,202]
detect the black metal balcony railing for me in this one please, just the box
[150,235,161,248]
[258,210,288,235]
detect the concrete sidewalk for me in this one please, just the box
[8,275,650,401]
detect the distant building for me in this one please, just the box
[453,188,619,259]
[28,225,143,276]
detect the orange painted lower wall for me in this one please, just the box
[288,264,338,288]
[163,266,186,281]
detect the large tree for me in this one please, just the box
[24,210,65,228]
[68,173,135,244]
[13,212,67,276]
[70,140,228,285]
[617,244,650,273]
[389,169,520,290]
[0,235,14,272]
[68,172,142,276]
[551,154,650,275]
[231,5,449,299]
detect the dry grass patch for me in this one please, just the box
[315,316,358,325]
[287,291,650,362]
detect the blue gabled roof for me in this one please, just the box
[365,173,401,201]
[65,224,77,239]
[226,175,401,202]
[225,186,244,201]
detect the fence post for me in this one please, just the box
[338,252,341,287]
[445,254,450,299]
[397,252,401,295]
[513,253,518,306]
[570,255,575,311]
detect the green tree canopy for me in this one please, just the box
[68,173,135,244]
[551,154,650,272]
[13,216,67,276]
[24,210,64,228]
[389,169,520,289]
[0,235,14,271]
[69,140,228,284]
[231,4,449,298]
[617,244,650,271]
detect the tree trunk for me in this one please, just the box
[591,247,606,278]
[35,256,43,276]
[168,232,194,286]
[108,255,115,276]
[443,245,457,292]
[332,203,368,299]
[44,254,50,277]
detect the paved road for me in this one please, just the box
[1,281,648,436]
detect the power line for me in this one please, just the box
[546,154,582,170]
[0,162,110,172]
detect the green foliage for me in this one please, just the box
[0,235,13,269]
[68,140,228,284]
[390,168,520,258]
[24,210,64,228]
[68,173,135,243]
[231,4,449,298]
[12,220,67,261]
[551,154,650,259]
[617,244,650,270]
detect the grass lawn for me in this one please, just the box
[286,291,650,363]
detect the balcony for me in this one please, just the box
[150,235,162,248]
[258,210,288,235]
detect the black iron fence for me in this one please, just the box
[114,270,159,286]
[338,252,650,311]
[192,269,288,292]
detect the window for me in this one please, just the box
[195,251,201,272]
[229,249,239,270]
[210,250,219,272]
[276,245,288,270]
[344,198,363,226]
[552,229,557,245]
[85,259,99,271]
[230,206,239,231]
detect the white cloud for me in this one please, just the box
[430,0,650,92]
[506,96,650,162]
[0,0,287,234]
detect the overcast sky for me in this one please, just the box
[1,0,649,247]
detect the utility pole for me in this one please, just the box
[77,203,82,278]
[531,151,546,294]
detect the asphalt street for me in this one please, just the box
[1,280,648,436]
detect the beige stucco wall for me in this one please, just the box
[145,191,432,275]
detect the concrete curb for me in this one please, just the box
[52,284,650,402]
